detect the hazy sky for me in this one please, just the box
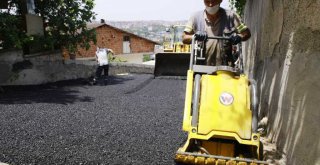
[93,0,230,21]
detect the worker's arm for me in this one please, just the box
[230,23,251,45]
[238,28,251,41]
[95,52,99,62]
[183,16,195,44]
[95,47,99,62]
[182,31,194,44]
[233,12,251,43]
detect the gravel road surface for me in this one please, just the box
[0,74,187,165]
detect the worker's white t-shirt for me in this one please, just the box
[96,48,109,66]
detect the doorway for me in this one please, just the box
[123,36,131,54]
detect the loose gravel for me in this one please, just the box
[0,74,187,165]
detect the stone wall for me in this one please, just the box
[244,0,320,164]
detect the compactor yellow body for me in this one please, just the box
[175,70,266,165]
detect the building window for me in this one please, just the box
[123,36,130,42]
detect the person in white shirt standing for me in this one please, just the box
[92,47,113,85]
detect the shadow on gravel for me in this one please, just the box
[86,75,135,86]
[0,79,94,105]
[125,77,153,94]
[105,75,134,86]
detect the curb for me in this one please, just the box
[109,62,154,75]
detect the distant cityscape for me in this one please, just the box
[106,20,188,43]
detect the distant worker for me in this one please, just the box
[182,0,251,66]
[92,47,113,85]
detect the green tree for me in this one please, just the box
[34,0,97,54]
[0,12,28,49]
[229,0,246,16]
[0,0,28,50]
[0,0,97,54]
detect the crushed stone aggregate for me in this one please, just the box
[0,74,187,165]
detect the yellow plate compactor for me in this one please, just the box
[175,36,268,165]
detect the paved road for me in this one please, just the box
[0,74,187,165]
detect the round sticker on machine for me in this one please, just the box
[219,92,234,106]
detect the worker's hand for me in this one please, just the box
[195,31,207,41]
[229,35,242,45]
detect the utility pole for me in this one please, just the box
[20,0,44,54]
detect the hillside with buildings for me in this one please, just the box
[106,20,188,43]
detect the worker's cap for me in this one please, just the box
[107,49,114,54]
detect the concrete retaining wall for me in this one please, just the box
[0,50,154,86]
[244,0,320,164]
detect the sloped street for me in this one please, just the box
[0,74,187,165]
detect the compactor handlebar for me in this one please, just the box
[207,36,230,40]
[191,35,231,47]
[190,35,231,68]
[190,35,243,73]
